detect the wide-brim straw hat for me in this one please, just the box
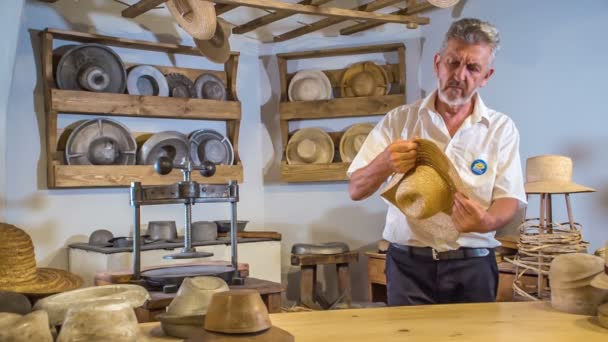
[428,0,460,8]
[33,284,149,326]
[340,61,389,98]
[286,128,334,164]
[195,19,232,64]
[550,253,604,289]
[339,123,374,163]
[0,310,53,342]
[195,73,227,100]
[524,155,595,194]
[591,242,608,290]
[0,223,82,295]
[381,139,467,219]
[550,285,608,316]
[57,299,147,342]
[167,0,217,40]
[185,290,294,341]
[288,70,332,102]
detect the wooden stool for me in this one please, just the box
[291,243,359,310]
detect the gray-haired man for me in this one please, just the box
[348,18,526,305]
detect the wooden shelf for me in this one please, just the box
[280,162,350,183]
[51,89,241,120]
[51,164,243,188]
[279,94,404,120]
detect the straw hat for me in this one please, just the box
[185,290,293,341]
[428,0,460,8]
[286,128,334,164]
[158,276,229,338]
[340,61,389,98]
[195,19,232,64]
[592,242,608,290]
[381,139,467,219]
[550,253,604,289]
[598,302,608,329]
[0,311,53,342]
[288,70,332,102]
[0,223,82,295]
[339,123,374,163]
[57,299,147,341]
[524,155,595,194]
[167,0,217,40]
[33,284,149,326]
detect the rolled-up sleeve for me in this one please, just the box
[492,121,527,205]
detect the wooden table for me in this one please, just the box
[141,302,607,341]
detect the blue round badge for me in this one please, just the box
[471,159,488,175]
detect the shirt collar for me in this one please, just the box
[420,90,490,127]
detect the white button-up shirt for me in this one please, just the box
[347,91,527,251]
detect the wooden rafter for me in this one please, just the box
[273,0,405,42]
[215,4,239,14]
[340,0,433,35]
[233,0,333,35]
[209,0,430,24]
[122,0,167,18]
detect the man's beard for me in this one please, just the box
[437,80,476,107]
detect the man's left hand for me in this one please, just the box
[451,192,492,233]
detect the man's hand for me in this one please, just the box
[383,137,418,174]
[451,192,492,233]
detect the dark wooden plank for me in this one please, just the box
[340,1,433,35]
[122,0,168,18]
[291,251,359,266]
[277,43,405,60]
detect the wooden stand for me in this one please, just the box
[40,28,243,188]
[276,44,406,182]
[291,251,359,309]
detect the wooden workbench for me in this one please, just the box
[140,301,607,341]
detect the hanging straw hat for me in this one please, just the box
[524,155,595,194]
[33,284,149,326]
[286,128,334,165]
[166,0,217,40]
[339,123,374,163]
[0,311,53,342]
[340,61,389,98]
[592,242,608,290]
[185,290,294,341]
[381,139,467,219]
[288,70,332,102]
[0,223,82,295]
[428,0,460,8]
[195,19,232,64]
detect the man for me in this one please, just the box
[347,18,526,305]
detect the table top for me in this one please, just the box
[140,301,607,341]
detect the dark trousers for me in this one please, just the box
[385,244,498,306]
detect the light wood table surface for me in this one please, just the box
[141,301,607,341]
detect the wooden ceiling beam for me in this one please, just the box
[233,0,332,35]
[215,4,239,14]
[340,0,433,35]
[122,0,168,18]
[273,0,403,43]
[209,0,430,24]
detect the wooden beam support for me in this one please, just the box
[216,4,239,14]
[340,0,433,35]
[273,0,402,42]
[210,0,429,24]
[233,0,332,35]
[277,42,404,60]
[122,0,168,18]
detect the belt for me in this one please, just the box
[390,244,490,261]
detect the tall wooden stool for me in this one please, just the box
[291,242,359,309]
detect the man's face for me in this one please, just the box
[434,39,495,107]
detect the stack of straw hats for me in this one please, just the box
[0,310,53,342]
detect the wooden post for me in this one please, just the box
[546,194,552,233]
[564,193,576,231]
[300,265,317,309]
[336,263,352,307]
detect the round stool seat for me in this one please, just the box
[291,242,350,255]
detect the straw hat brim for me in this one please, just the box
[340,61,389,98]
[428,0,460,8]
[167,0,217,40]
[288,70,332,102]
[591,273,608,290]
[0,268,82,295]
[186,326,294,342]
[286,128,334,164]
[195,19,231,64]
[525,181,595,194]
[339,123,374,163]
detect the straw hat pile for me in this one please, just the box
[288,70,332,102]
[549,253,608,315]
[0,311,53,342]
[0,223,82,296]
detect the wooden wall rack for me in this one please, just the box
[276,43,406,183]
[40,28,243,188]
